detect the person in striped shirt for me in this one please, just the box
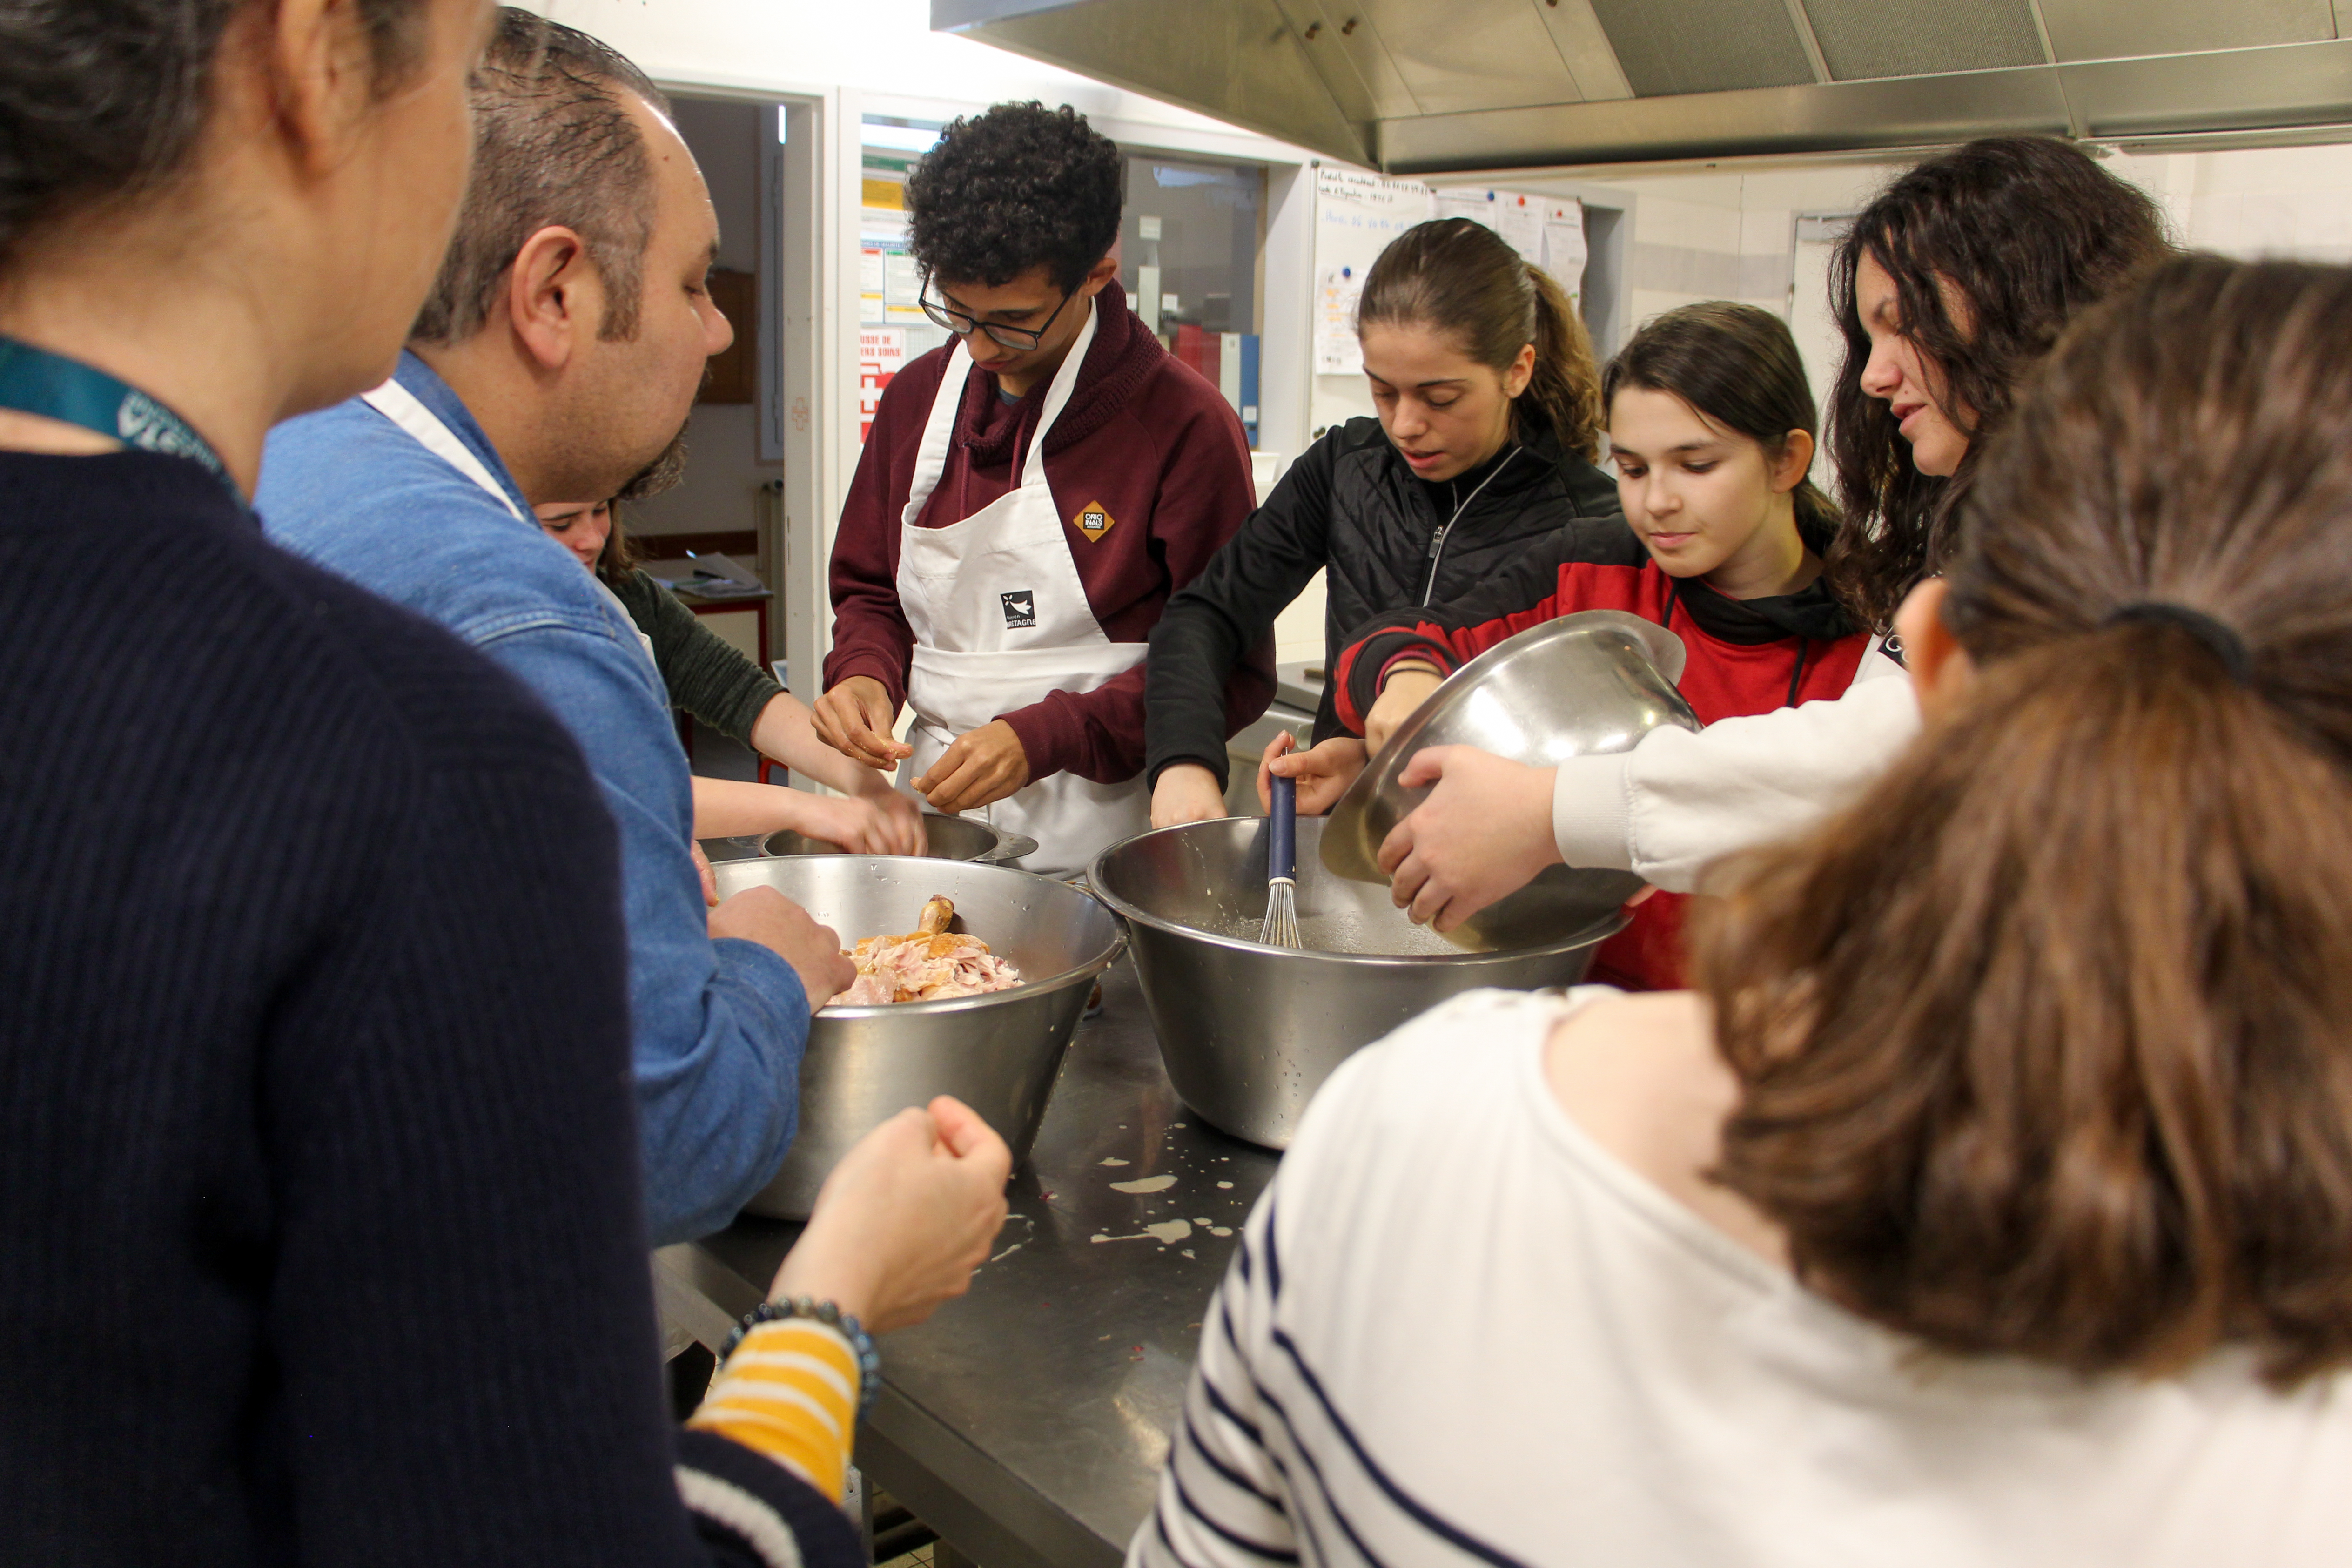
[1134,256,2352,1568]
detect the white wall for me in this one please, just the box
[2156,142,2352,260]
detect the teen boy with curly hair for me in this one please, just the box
[813,102,1271,875]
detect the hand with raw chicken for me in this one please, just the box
[913,720,1031,814]
[813,674,914,771]
[709,885,856,1012]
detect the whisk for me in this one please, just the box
[1257,771,1301,948]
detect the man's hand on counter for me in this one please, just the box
[709,884,855,1011]
[1151,762,1231,828]
[771,1095,1013,1334]
[813,675,912,770]
[914,720,1030,814]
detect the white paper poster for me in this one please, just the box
[858,327,906,445]
[1542,199,1588,307]
[1435,188,1546,270]
[1315,264,1364,375]
[860,206,913,328]
[859,245,887,324]
[883,252,925,325]
[1312,167,1435,377]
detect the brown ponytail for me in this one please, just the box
[1695,255,2352,1389]
[1357,217,1602,459]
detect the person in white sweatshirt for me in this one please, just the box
[1137,253,2352,1568]
[1344,136,2174,926]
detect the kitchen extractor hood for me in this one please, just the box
[931,0,2352,172]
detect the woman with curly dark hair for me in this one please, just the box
[1826,136,2171,627]
[1139,252,2352,1568]
[813,101,1268,876]
[1364,137,2171,932]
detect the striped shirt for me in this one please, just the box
[1132,988,2352,1568]
[689,1319,863,1503]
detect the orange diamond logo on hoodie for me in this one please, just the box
[1074,501,1116,542]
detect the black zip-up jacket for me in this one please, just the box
[1145,417,1620,787]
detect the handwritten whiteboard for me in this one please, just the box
[1310,168,1589,437]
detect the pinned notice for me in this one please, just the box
[1316,264,1362,376]
[858,327,906,444]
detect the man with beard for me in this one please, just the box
[257,12,849,1245]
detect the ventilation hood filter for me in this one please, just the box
[1585,0,1812,98]
[936,0,2352,173]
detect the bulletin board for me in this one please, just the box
[1310,167,1433,407]
[1308,167,1600,440]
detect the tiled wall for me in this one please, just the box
[2150,143,2352,262]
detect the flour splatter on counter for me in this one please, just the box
[1109,1174,1176,1194]
[1090,1219,1193,1245]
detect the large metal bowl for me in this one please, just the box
[711,855,1123,1217]
[1089,817,1626,1148]
[761,813,1038,863]
[1322,611,1700,940]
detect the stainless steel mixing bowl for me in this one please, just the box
[1089,817,1626,1148]
[761,813,1037,863]
[710,855,1123,1218]
[1321,611,1700,942]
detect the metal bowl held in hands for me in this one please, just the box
[762,812,1038,864]
[1322,610,1701,947]
[1089,817,1626,1148]
[710,855,1123,1218]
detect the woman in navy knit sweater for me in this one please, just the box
[0,4,1007,1565]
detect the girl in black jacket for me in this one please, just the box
[1145,218,1618,824]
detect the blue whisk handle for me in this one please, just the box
[1269,773,1296,882]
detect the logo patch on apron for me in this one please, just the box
[1073,500,1116,542]
[1001,590,1037,628]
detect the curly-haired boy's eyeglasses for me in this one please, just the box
[919,284,1075,352]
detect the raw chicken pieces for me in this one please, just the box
[828,894,1023,1006]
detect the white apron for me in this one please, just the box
[895,300,1148,877]
[363,377,658,670]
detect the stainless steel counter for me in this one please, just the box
[659,957,1279,1568]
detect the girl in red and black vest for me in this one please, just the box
[1334,302,1881,989]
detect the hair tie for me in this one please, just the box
[2103,601,2253,685]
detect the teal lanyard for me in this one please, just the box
[0,336,233,489]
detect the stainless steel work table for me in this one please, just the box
[654,956,1280,1568]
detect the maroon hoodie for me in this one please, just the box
[824,281,1274,784]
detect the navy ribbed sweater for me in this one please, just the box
[0,452,857,1567]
